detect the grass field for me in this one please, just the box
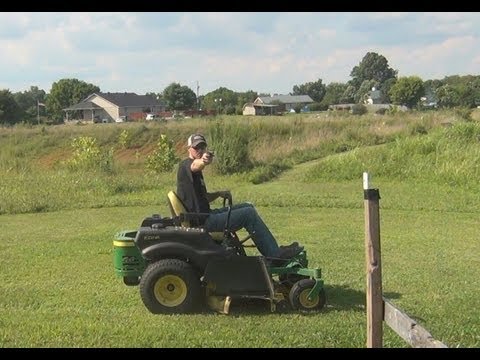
[1,112,479,347]
[1,171,479,347]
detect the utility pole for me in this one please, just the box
[37,100,40,125]
[196,81,200,110]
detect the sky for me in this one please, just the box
[1,12,479,96]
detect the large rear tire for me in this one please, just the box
[140,259,202,314]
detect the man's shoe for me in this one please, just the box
[280,242,299,249]
[275,245,303,259]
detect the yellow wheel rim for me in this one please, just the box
[298,288,319,309]
[153,275,188,307]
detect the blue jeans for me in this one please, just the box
[204,202,279,257]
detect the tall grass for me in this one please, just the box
[208,120,252,174]
[0,110,478,215]
[304,121,480,188]
[1,111,479,347]
[0,169,177,215]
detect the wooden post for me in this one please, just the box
[363,172,383,348]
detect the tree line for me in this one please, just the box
[1,51,479,125]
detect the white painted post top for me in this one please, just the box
[363,172,370,190]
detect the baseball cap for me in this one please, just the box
[187,134,207,148]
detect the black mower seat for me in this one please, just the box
[167,190,225,241]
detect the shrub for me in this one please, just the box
[118,129,131,149]
[208,121,252,175]
[309,102,327,111]
[65,136,114,173]
[351,104,367,115]
[145,134,178,173]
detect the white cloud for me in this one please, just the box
[1,12,480,95]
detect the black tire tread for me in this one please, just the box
[139,259,202,314]
[289,278,326,312]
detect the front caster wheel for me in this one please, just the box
[289,279,326,312]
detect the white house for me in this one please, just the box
[63,92,165,124]
[243,94,314,115]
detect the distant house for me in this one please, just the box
[328,104,356,111]
[364,87,383,105]
[329,102,408,113]
[243,94,314,116]
[242,103,278,116]
[63,92,165,124]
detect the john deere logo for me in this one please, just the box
[144,235,162,240]
[122,256,139,265]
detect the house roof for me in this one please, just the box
[257,95,314,104]
[369,90,382,100]
[96,92,164,107]
[242,103,278,110]
[63,92,165,111]
[63,101,102,111]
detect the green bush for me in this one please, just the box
[145,134,178,173]
[208,121,252,175]
[65,136,114,173]
[118,129,131,149]
[351,104,367,115]
[310,102,329,111]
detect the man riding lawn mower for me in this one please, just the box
[113,191,326,315]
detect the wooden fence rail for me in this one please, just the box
[363,172,447,348]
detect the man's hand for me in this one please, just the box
[201,151,214,165]
[206,190,232,204]
[218,190,232,199]
[219,190,232,201]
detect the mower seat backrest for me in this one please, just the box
[167,190,190,228]
[167,191,224,241]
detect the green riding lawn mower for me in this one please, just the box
[112,191,326,314]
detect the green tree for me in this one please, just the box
[350,52,397,90]
[389,76,425,108]
[291,78,326,102]
[162,83,196,111]
[319,82,348,109]
[0,89,22,125]
[423,79,443,102]
[435,84,462,108]
[145,92,163,111]
[13,86,47,123]
[380,77,397,103]
[340,84,356,103]
[355,79,379,104]
[202,87,238,114]
[47,79,100,123]
[464,77,480,108]
[442,75,480,108]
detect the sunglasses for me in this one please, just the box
[193,144,207,151]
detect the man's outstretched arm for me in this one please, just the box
[206,190,231,203]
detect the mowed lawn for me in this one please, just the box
[0,173,479,347]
